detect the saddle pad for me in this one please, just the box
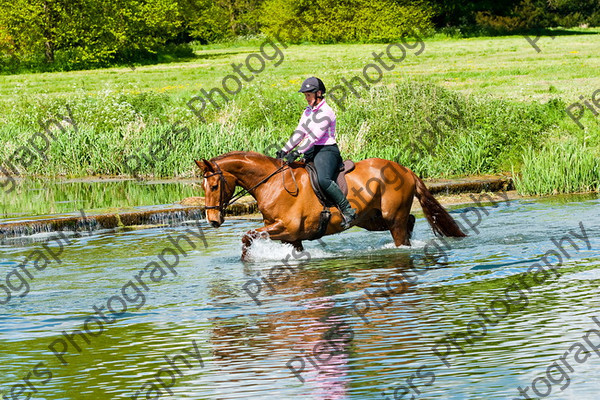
[306,160,355,208]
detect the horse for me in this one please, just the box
[195,151,465,260]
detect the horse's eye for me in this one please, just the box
[211,185,218,190]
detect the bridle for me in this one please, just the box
[203,163,229,214]
[203,160,295,213]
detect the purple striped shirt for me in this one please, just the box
[283,99,337,154]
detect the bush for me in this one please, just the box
[0,0,184,73]
[259,0,434,43]
[472,0,600,34]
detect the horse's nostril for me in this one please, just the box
[210,220,220,228]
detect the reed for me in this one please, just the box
[0,82,583,186]
[514,141,600,195]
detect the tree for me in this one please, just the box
[425,0,600,30]
[178,0,231,42]
[0,0,66,62]
[178,0,263,42]
[259,0,433,43]
[0,0,184,68]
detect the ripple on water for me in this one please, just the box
[0,196,599,399]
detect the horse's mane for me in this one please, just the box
[210,151,274,162]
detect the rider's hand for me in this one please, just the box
[275,149,286,159]
[285,150,300,163]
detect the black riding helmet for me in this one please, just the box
[298,77,326,98]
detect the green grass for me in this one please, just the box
[1,28,600,194]
[3,29,600,101]
[514,141,600,195]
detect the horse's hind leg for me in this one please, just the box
[407,214,415,239]
[390,224,409,246]
[389,213,413,247]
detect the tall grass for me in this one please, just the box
[0,80,595,195]
[514,141,600,195]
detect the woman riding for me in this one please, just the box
[276,77,357,229]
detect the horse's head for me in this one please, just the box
[195,159,237,228]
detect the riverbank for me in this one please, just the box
[1,32,599,194]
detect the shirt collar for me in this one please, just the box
[307,99,326,112]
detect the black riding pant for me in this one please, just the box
[305,144,343,190]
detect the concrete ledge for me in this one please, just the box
[425,175,513,195]
[0,175,510,240]
[0,201,258,240]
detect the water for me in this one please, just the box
[0,178,200,217]
[0,194,599,400]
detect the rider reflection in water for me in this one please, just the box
[276,77,357,229]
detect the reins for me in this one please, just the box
[282,164,299,196]
[203,159,297,212]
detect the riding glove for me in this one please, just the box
[285,150,300,163]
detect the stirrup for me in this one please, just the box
[340,208,357,229]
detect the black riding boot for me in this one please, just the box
[324,181,357,229]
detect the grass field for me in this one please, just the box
[1,29,599,194]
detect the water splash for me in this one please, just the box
[245,235,428,262]
[245,238,329,262]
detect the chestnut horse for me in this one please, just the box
[195,151,465,259]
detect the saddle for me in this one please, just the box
[299,160,353,240]
[305,160,355,207]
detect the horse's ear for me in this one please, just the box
[194,159,214,173]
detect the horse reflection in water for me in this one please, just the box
[207,252,426,398]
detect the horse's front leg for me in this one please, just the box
[281,240,304,252]
[241,220,287,260]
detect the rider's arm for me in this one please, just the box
[282,107,334,154]
[281,125,306,153]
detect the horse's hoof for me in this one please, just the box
[246,230,261,240]
[241,245,251,261]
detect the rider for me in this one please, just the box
[276,77,357,229]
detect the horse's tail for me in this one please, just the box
[412,172,466,237]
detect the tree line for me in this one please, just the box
[0,0,598,72]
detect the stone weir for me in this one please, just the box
[425,174,513,195]
[0,175,511,243]
[0,198,257,243]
